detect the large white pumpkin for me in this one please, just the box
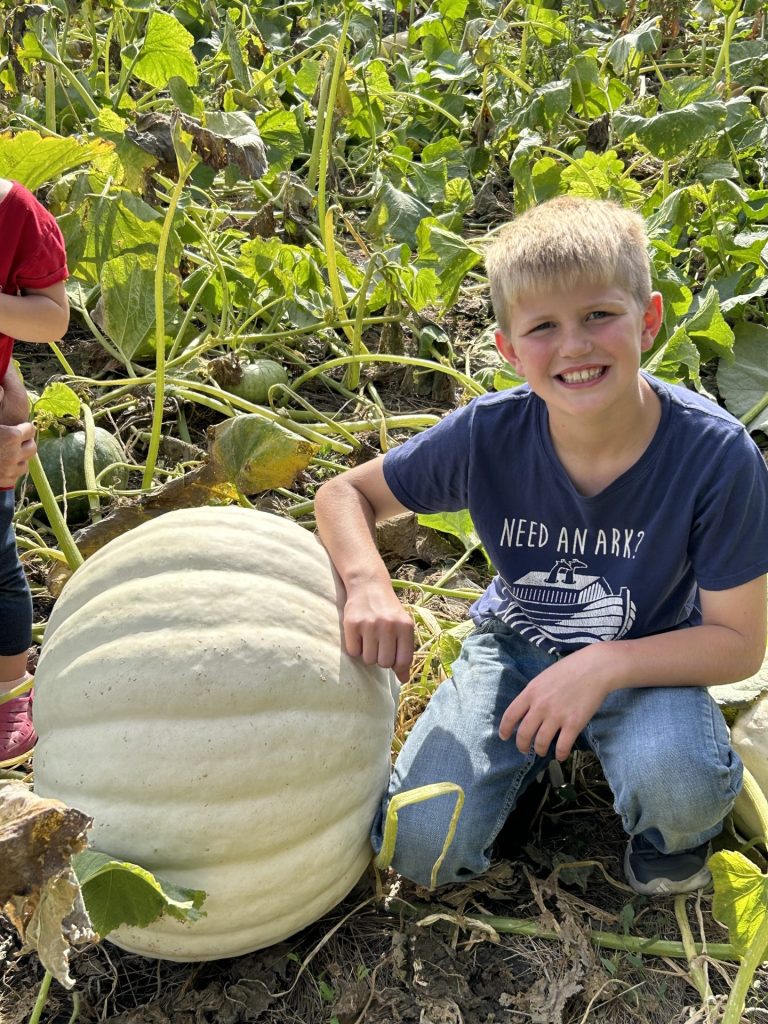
[730,691,768,843]
[33,506,397,961]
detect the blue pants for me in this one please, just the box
[373,617,742,887]
[0,490,32,657]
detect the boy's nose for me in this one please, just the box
[558,328,592,356]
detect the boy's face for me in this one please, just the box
[495,282,663,424]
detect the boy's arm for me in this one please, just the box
[315,457,415,682]
[500,575,767,761]
[0,281,69,343]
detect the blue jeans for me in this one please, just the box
[0,489,32,656]
[373,617,742,887]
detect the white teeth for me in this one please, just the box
[560,367,603,383]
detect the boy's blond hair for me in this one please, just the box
[486,197,652,337]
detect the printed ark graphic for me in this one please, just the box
[501,559,637,646]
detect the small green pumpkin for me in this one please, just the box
[36,427,128,519]
[225,360,289,405]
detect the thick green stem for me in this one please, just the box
[26,455,83,571]
[674,895,713,1004]
[141,157,195,490]
[317,12,350,243]
[722,909,768,1024]
[292,354,485,397]
[739,390,768,430]
[80,402,101,523]
[477,914,738,962]
[712,0,744,91]
[343,253,378,391]
[28,970,53,1024]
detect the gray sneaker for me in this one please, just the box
[624,836,712,896]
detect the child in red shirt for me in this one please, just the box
[0,179,69,766]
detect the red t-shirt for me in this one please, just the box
[0,181,69,380]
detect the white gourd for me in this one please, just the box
[33,506,397,961]
[730,691,768,842]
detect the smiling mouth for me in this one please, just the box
[557,366,607,384]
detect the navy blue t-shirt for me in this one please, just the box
[383,373,768,657]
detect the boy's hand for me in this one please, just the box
[0,422,36,487]
[343,581,414,684]
[499,645,614,761]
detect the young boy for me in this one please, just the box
[0,178,69,767]
[315,197,768,896]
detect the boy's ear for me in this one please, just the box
[640,292,663,352]
[495,329,524,374]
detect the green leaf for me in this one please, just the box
[437,619,476,676]
[710,850,768,959]
[659,75,716,111]
[0,132,111,191]
[614,101,727,160]
[61,192,179,289]
[494,364,526,391]
[223,14,251,90]
[101,254,179,361]
[73,850,206,938]
[566,53,631,118]
[255,109,303,171]
[525,80,572,131]
[683,286,734,363]
[561,150,643,203]
[134,11,198,88]
[369,180,431,245]
[33,383,81,421]
[416,219,481,307]
[418,509,481,553]
[438,0,468,18]
[642,325,700,386]
[607,17,661,73]
[716,322,768,433]
[525,2,566,45]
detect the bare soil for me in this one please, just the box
[3,765,766,1024]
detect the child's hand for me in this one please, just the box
[0,422,36,487]
[0,364,31,426]
[499,645,614,761]
[342,581,414,684]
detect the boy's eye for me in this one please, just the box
[530,321,555,332]
[587,310,610,321]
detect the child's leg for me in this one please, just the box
[0,490,35,764]
[372,619,559,887]
[585,685,740,852]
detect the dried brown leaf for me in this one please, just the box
[0,784,95,986]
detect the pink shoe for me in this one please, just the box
[0,689,37,767]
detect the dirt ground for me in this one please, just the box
[3,763,766,1024]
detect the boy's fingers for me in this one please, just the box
[394,627,414,683]
[555,731,577,762]
[499,697,525,741]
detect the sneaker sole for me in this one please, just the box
[624,844,712,896]
[0,742,37,769]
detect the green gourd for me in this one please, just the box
[35,427,128,519]
[225,360,289,404]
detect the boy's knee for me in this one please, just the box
[615,746,742,835]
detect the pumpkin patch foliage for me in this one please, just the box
[1,0,768,1019]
